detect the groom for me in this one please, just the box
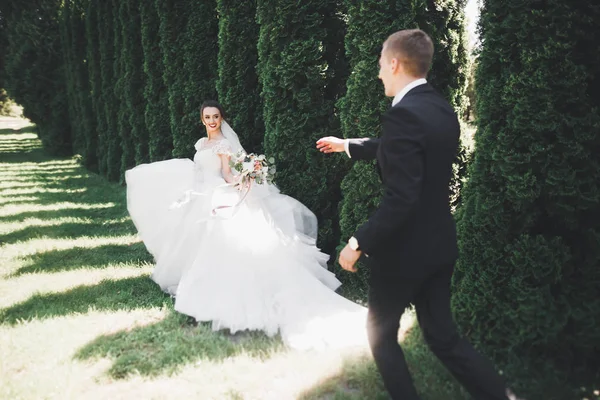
[317,29,513,400]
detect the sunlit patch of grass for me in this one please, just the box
[0,195,39,205]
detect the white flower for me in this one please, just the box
[262,166,269,173]
[242,161,254,173]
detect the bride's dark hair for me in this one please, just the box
[200,100,226,120]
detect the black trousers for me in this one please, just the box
[367,264,509,400]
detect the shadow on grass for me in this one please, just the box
[75,308,286,379]
[0,125,37,135]
[0,147,54,163]
[0,221,134,245]
[298,326,469,400]
[0,275,167,325]
[12,242,152,276]
[0,203,118,223]
[0,177,91,192]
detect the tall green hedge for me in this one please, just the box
[97,0,120,180]
[60,0,97,170]
[72,0,97,170]
[452,2,600,398]
[60,0,80,153]
[257,0,348,253]
[156,0,189,159]
[1,0,71,155]
[114,0,135,180]
[87,0,106,175]
[179,0,218,158]
[119,0,148,166]
[140,0,172,161]
[216,0,264,154]
[0,10,6,91]
[0,12,10,116]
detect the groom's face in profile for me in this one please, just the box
[378,44,400,97]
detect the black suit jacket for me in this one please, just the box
[350,83,459,275]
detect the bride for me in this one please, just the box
[125,100,367,350]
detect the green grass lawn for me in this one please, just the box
[0,116,468,399]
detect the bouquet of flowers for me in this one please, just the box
[229,150,276,187]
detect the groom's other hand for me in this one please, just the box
[316,136,345,153]
[339,244,361,272]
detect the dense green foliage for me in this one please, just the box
[60,0,97,169]
[140,1,172,161]
[97,0,121,180]
[86,0,106,174]
[256,0,349,253]
[215,0,264,154]
[119,0,148,167]
[113,0,135,181]
[156,0,189,159]
[453,2,600,398]
[179,0,218,158]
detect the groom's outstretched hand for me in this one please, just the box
[316,136,345,153]
[339,244,361,273]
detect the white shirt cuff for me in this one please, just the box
[344,139,351,158]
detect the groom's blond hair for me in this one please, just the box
[384,29,434,78]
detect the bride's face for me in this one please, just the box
[202,107,222,135]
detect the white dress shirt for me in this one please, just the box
[344,78,427,158]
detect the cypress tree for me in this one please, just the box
[156,0,188,159]
[257,0,348,253]
[216,0,263,154]
[120,0,148,166]
[114,0,135,180]
[61,0,97,169]
[87,0,107,175]
[73,0,97,170]
[98,0,120,180]
[453,2,600,398]
[0,8,6,93]
[60,0,81,154]
[140,0,172,161]
[179,0,218,158]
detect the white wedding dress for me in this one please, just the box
[125,123,368,350]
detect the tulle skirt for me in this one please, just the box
[126,159,368,350]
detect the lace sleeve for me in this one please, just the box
[213,139,233,156]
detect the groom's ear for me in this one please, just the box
[390,57,400,73]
